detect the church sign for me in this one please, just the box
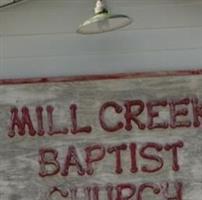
[0,71,202,199]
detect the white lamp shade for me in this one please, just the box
[77,13,132,34]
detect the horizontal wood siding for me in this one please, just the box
[0,0,202,78]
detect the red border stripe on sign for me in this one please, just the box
[0,69,202,85]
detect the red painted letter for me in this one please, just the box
[107,144,127,174]
[162,182,183,200]
[49,187,69,198]
[8,106,36,137]
[140,143,164,173]
[169,98,191,128]
[137,183,160,200]
[47,105,68,135]
[61,145,85,176]
[99,101,124,132]
[147,100,168,129]
[116,183,136,200]
[38,148,60,177]
[70,104,92,134]
[124,100,145,131]
[106,184,114,200]
[130,143,138,173]
[36,106,45,136]
[191,97,202,127]
[85,144,106,175]
[164,141,184,172]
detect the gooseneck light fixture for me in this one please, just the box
[0,0,24,8]
[77,0,132,34]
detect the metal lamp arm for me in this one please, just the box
[94,0,109,15]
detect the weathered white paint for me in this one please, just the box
[0,0,202,78]
[0,74,202,199]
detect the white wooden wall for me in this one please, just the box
[0,0,202,79]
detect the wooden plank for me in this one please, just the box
[2,27,202,59]
[0,71,202,199]
[1,0,202,80]
[1,0,202,35]
[2,48,202,79]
